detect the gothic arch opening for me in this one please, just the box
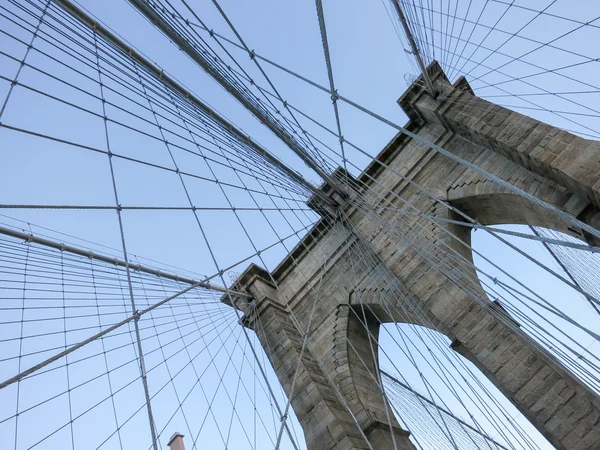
[378,322,553,449]
[370,185,600,448]
[469,224,600,397]
[443,183,600,394]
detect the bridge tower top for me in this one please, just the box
[224,60,600,450]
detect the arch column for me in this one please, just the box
[412,226,600,450]
[226,264,415,450]
[390,62,600,448]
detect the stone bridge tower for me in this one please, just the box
[224,62,600,450]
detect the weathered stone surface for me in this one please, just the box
[225,62,600,449]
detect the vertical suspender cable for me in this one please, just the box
[91,27,159,450]
[125,0,346,198]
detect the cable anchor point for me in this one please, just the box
[330,90,339,103]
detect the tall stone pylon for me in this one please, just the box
[225,62,600,450]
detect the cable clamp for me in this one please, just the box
[116,204,123,212]
[283,100,288,108]
[209,29,215,37]
[339,135,345,144]
[249,50,256,60]
[60,243,65,252]
[279,414,288,422]
[133,309,141,320]
[330,90,339,103]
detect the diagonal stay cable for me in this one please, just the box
[0,0,49,121]
[175,12,600,243]
[408,4,600,122]
[196,0,333,172]
[0,215,319,392]
[0,9,319,198]
[461,0,559,80]
[489,0,600,31]
[407,2,600,97]
[294,120,600,365]
[50,0,335,210]
[92,26,159,450]
[404,29,600,138]
[314,0,350,183]
[0,204,314,212]
[122,0,344,194]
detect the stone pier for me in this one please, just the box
[225,62,600,450]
